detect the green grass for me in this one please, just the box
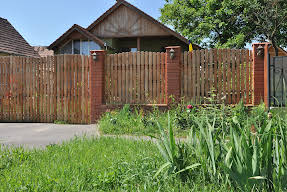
[0,137,232,191]
[98,104,191,137]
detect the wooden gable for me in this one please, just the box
[90,5,170,38]
[269,46,287,57]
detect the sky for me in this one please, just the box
[0,0,166,46]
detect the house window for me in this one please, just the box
[73,40,81,54]
[60,41,72,54]
[90,41,101,51]
[81,41,89,55]
[59,40,101,55]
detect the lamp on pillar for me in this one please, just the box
[92,52,98,61]
[256,45,265,56]
[169,48,175,59]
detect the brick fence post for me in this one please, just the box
[252,43,270,106]
[165,46,182,105]
[90,50,106,123]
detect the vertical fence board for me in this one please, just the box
[140,52,145,103]
[136,52,141,103]
[236,50,240,103]
[115,54,119,103]
[161,52,165,104]
[222,49,227,103]
[183,52,188,100]
[205,49,209,98]
[152,52,157,103]
[118,54,122,103]
[191,51,196,101]
[209,50,214,96]
[188,52,192,100]
[231,50,236,104]
[249,50,253,104]
[129,53,133,103]
[246,50,250,104]
[240,50,245,102]
[213,50,218,98]
[227,49,232,104]
[137,52,141,103]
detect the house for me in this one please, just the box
[48,0,200,55]
[0,17,39,57]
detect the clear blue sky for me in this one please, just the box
[0,0,166,46]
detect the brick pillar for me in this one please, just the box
[90,50,106,123]
[165,46,182,104]
[252,43,270,106]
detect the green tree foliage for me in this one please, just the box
[242,0,287,55]
[160,0,287,50]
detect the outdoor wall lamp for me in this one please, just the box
[169,48,175,59]
[92,52,98,61]
[257,45,264,56]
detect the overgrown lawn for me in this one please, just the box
[0,137,230,191]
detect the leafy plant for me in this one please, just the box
[154,112,200,180]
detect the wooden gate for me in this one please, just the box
[0,55,91,123]
[269,56,287,106]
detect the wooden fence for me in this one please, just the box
[181,49,253,104]
[105,52,166,104]
[0,55,90,123]
[0,49,254,124]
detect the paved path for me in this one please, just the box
[0,123,100,149]
[0,123,186,149]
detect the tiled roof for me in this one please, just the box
[34,46,54,57]
[0,17,39,57]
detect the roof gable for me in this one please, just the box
[48,24,105,50]
[89,4,170,38]
[0,18,39,57]
[87,0,200,49]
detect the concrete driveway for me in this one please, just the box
[0,123,99,149]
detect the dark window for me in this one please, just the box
[60,41,72,54]
[73,40,80,54]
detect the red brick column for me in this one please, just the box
[90,50,106,123]
[252,43,270,106]
[165,46,182,104]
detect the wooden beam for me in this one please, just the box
[137,37,141,51]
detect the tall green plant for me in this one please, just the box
[224,112,287,191]
[154,112,200,180]
[188,116,227,182]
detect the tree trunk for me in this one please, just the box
[271,39,279,56]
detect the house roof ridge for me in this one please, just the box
[48,24,105,50]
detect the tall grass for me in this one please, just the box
[155,102,287,191]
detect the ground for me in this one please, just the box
[0,123,99,148]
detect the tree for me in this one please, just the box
[242,0,287,55]
[160,0,287,52]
